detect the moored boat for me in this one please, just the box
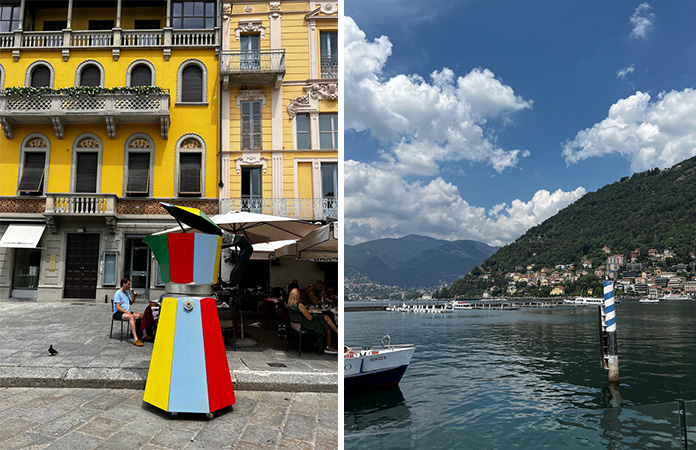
[450,300,473,310]
[657,293,692,301]
[564,296,604,306]
[344,335,415,391]
[639,297,660,303]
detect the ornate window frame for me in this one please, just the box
[174,133,207,197]
[293,157,337,199]
[74,60,105,86]
[287,83,338,150]
[235,19,266,40]
[125,59,156,86]
[70,133,103,193]
[25,60,55,88]
[122,133,155,197]
[176,59,208,105]
[17,132,51,195]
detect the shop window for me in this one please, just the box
[13,249,41,290]
[102,251,118,286]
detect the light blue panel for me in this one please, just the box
[193,234,218,284]
[169,297,209,413]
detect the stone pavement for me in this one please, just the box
[0,301,338,393]
[0,387,338,449]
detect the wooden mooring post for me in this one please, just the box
[598,280,619,382]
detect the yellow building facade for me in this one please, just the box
[0,0,221,301]
[219,0,337,222]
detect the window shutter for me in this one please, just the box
[179,153,201,195]
[18,153,46,193]
[241,102,251,150]
[80,65,100,87]
[31,66,50,87]
[126,153,150,194]
[181,65,203,102]
[131,65,152,87]
[75,152,98,193]
[252,101,262,150]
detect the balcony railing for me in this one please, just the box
[220,50,286,87]
[321,55,338,79]
[0,28,217,60]
[219,197,337,222]
[0,91,170,139]
[45,193,117,215]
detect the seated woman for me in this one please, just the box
[300,280,325,306]
[287,286,338,354]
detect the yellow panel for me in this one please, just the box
[143,297,177,411]
[297,162,313,198]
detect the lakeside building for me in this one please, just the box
[0,0,339,302]
[219,1,337,221]
[0,0,221,301]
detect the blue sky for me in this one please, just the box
[344,1,696,246]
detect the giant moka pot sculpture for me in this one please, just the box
[142,203,236,418]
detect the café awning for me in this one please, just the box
[0,224,46,248]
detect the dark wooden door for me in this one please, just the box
[63,233,100,299]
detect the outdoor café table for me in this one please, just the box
[309,307,338,324]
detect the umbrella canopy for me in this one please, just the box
[155,210,318,244]
[158,202,222,236]
[274,222,338,261]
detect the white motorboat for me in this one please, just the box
[344,335,415,391]
[564,296,604,306]
[638,297,659,303]
[450,300,473,310]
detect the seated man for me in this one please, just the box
[113,277,151,346]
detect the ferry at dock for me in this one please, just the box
[564,297,604,306]
[657,293,693,301]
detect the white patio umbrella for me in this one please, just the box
[155,210,319,244]
[274,222,338,261]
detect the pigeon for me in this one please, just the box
[48,345,58,356]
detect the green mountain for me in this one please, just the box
[345,235,498,289]
[443,156,696,297]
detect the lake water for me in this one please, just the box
[344,301,696,449]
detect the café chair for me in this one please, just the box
[110,299,131,341]
[285,307,321,357]
[217,306,237,351]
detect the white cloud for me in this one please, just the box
[616,65,635,79]
[563,89,696,171]
[344,16,532,174]
[343,17,583,246]
[630,3,654,40]
[344,160,586,246]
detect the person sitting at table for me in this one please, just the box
[113,277,151,346]
[300,280,324,306]
[139,294,163,341]
[323,284,337,307]
[287,285,338,354]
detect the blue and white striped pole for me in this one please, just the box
[603,281,619,382]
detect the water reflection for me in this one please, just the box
[345,386,412,432]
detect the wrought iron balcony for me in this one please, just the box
[321,55,338,79]
[220,50,286,88]
[0,28,217,61]
[0,90,171,140]
[219,197,337,222]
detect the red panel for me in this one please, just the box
[201,297,236,411]
[168,233,194,283]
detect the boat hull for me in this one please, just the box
[345,364,409,390]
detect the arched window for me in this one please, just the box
[123,134,155,197]
[131,65,152,86]
[175,134,206,197]
[126,60,156,87]
[177,60,207,104]
[25,61,55,88]
[30,65,50,87]
[71,134,103,193]
[17,134,51,195]
[75,60,104,87]
[79,65,100,86]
